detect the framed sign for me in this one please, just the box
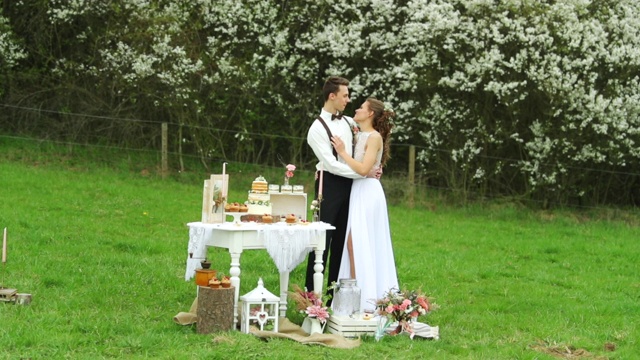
[201,174,229,223]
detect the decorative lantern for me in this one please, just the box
[240,278,280,334]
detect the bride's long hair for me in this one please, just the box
[366,97,394,167]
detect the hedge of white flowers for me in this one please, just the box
[1,0,639,206]
[0,14,26,90]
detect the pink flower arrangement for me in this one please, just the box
[289,284,330,324]
[285,164,296,179]
[305,304,330,322]
[376,288,436,337]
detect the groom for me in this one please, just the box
[305,76,363,301]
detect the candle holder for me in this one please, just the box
[311,195,323,222]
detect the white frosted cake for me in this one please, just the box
[247,175,272,214]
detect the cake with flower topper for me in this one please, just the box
[247,175,272,215]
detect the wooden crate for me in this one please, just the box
[271,193,307,220]
[326,314,379,338]
[0,288,17,302]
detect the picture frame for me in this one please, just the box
[202,174,229,223]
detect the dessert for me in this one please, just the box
[262,214,273,224]
[251,176,269,193]
[209,278,221,289]
[247,175,272,215]
[239,203,248,212]
[229,202,240,212]
[285,214,297,224]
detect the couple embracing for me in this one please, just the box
[305,76,399,312]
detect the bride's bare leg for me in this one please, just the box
[347,231,356,278]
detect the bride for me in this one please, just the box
[331,97,399,313]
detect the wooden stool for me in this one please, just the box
[197,286,235,334]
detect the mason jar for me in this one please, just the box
[332,278,361,317]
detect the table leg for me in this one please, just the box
[312,248,325,295]
[229,250,241,329]
[279,271,289,318]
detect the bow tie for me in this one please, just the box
[331,113,343,120]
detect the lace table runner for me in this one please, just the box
[185,222,328,280]
[185,226,211,280]
[259,226,322,273]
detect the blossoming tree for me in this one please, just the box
[1,0,639,206]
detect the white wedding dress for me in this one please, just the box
[336,131,399,312]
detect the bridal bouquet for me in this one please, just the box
[375,288,436,338]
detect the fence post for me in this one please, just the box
[161,122,168,178]
[408,145,415,208]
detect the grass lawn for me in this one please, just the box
[0,140,638,359]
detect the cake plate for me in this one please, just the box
[224,212,245,223]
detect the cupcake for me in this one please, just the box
[285,214,297,224]
[209,278,221,289]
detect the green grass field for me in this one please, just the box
[0,139,638,359]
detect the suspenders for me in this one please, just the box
[315,116,355,160]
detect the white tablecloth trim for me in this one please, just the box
[185,226,211,280]
[259,227,319,273]
[184,222,331,280]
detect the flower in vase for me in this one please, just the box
[306,304,330,324]
[285,164,296,179]
[289,284,331,324]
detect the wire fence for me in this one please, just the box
[2,103,639,213]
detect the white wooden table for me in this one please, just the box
[185,221,334,329]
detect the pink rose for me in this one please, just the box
[399,299,411,311]
[417,297,430,312]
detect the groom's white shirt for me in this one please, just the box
[307,109,363,179]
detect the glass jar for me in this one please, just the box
[332,278,361,317]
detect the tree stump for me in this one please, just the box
[197,286,235,334]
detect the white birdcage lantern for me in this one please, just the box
[240,278,280,333]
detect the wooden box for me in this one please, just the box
[326,314,379,338]
[0,288,17,302]
[270,193,307,220]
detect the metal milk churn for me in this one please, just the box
[332,278,361,316]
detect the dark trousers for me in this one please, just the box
[305,172,352,302]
